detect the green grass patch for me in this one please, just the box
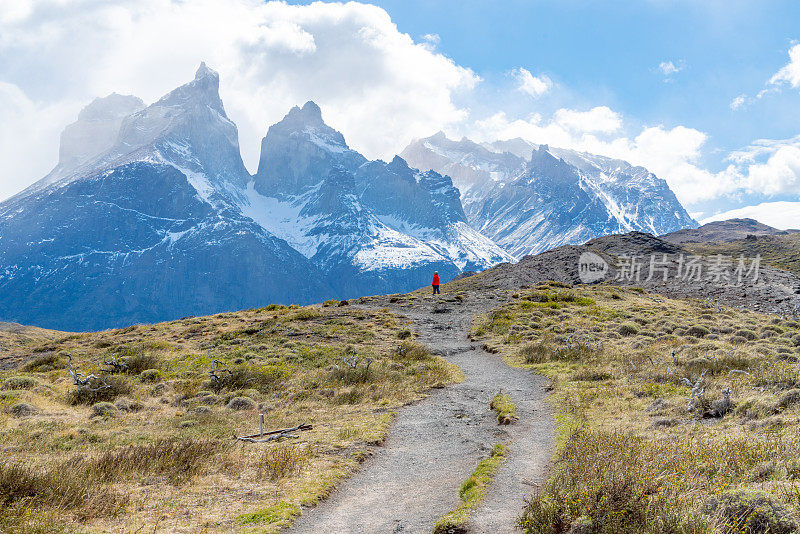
[489,392,518,425]
[433,444,507,534]
[236,501,300,530]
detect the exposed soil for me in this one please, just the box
[288,291,554,534]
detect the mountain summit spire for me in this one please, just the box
[195,61,217,81]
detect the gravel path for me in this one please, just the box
[288,291,554,534]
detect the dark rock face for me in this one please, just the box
[250,102,513,300]
[663,218,794,244]
[0,65,329,331]
[0,163,327,330]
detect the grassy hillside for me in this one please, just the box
[472,283,800,533]
[0,301,460,533]
[684,233,800,278]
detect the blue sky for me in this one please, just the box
[351,0,800,146]
[1,0,799,227]
[349,0,800,220]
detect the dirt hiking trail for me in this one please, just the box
[288,290,554,534]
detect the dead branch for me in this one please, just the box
[102,354,129,374]
[236,423,313,443]
[67,354,111,392]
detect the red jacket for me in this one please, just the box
[432,274,440,286]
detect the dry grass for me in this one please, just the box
[256,443,310,481]
[472,282,800,533]
[0,304,461,533]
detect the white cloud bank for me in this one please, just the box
[0,0,477,199]
[769,43,800,89]
[0,0,798,219]
[466,107,800,206]
[512,67,552,97]
[702,201,800,230]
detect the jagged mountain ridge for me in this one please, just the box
[0,64,510,330]
[400,133,697,257]
[0,64,330,330]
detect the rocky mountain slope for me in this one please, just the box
[663,219,800,279]
[0,65,510,330]
[453,230,800,316]
[247,101,512,296]
[401,133,697,257]
[663,218,799,244]
[0,65,331,330]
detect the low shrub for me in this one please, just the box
[86,439,222,484]
[139,369,161,383]
[0,461,121,517]
[23,352,64,372]
[618,323,639,336]
[227,396,257,411]
[520,342,552,364]
[1,375,38,390]
[68,375,132,405]
[256,444,309,481]
[91,402,118,417]
[702,489,798,534]
[396,340,431,360]
[396,328,412,340]
[686,325,710,338]
[735,329,758,341]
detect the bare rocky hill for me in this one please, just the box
[454,231,800,316]
[663,218,799,245]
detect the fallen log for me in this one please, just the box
[236,420,313,443]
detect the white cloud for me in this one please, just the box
[730,94,747,110]
[0,0,478,198]
[512,67,552,98]
[702,201,800,230]
[421,33,440,50]
[657,60,685,82]
[769,43,800,89]
[553,106,621,133]
[658,60,682,77]
[0,82,77,199]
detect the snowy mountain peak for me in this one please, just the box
[388,154,410,171]
[276,100,343,144]
[58,93,144,170]
[401,132,697,256]
[194,61,217,80]
[153,62,226,116]
[255,101,364,196]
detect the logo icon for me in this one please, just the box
[578,252,608,283]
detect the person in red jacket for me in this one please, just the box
[432,271,440,295]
